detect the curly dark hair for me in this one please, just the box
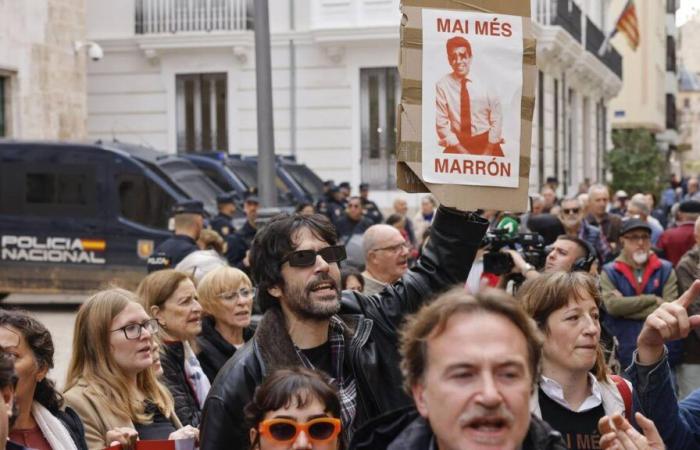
[0,310,63,412]
[244,367,342,449]
[249,213,337,312]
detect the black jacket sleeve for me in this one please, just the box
[160,344,202,427]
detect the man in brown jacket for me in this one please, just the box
[675,216,700,399]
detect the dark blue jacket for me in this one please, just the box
[153,234,199,267]
[628,352,700,450]
[602,254,681,368]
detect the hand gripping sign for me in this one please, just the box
[397,0,536,212]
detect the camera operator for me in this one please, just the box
[502,235,597,281]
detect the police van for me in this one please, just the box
[0,140,222,295]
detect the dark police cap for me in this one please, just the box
[244,195,260,204]
[338,182,351,190]
[620,218,652,236]
[359,182,369,191]
[171,200,206,216]
[680,200,700,213]
[216,192,236,205]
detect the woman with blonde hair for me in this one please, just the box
[196,266,255,382]
[63,288,197,450]
[137,269,207,428]
[518,271,633,450]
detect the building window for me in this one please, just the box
[538,71,545,187]
[360,67,399,190]
[0,76,6,137]
[176,73,228,153]
[553,78,559,181]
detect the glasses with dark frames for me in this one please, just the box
[111,318,159,340]
[281,245,347,268]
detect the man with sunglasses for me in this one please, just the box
[558,196,611,264]
[600,218,680,371]
[199,207,488,450]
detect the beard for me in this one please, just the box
[632,250,648,265]
[283,273,341,320]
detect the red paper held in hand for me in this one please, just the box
[104,438,195,450]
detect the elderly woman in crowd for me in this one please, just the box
[196,266,255,382]
[137,269,207,427]
[518,272,632,449]
[245,367,343,450]
[0,310,87,450]
[63,288,197,449]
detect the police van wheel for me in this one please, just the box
[0,293,7,301]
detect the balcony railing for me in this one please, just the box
[534,0,622,78]
[135,0,252,34]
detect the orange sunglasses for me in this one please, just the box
[258,417,341,443]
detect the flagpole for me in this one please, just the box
[598,0,630,56]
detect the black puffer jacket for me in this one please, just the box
[199,207,488,450]
[351,406,567,450]
[196,316,255,383]
[160,341,202,427]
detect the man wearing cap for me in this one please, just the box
[153,200,205,266]
[610,190,628,216]
[359,183,383,224]
[210,193,237,238]
[600,218,680,370]
[226,195,259,270]
[658,200,700,267]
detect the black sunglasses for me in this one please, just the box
[282,245,347,267]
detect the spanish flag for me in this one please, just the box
[599,0,640,55]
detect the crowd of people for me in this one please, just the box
[3,176,700,449]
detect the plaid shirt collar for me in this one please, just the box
[294,316,357,442]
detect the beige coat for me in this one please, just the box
[64,378,182,450]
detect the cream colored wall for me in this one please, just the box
[0,0,87,139]
[608,0,666,131]
[678,91,700,175]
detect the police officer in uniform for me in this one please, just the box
[210,192,237,237]
[152,200,205,267]
[226,195,259,270]
[360,182,384,224]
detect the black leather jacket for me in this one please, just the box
[160,341,202,427]
[199,207,488,450]
[196,316,255,383]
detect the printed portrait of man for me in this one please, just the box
[435,36,504,157]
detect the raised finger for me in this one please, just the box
[654,307,681,338]
[599,415,614,435]
[677,280,700,310]
[599,432,619,449]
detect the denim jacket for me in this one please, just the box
[627,348,700,450]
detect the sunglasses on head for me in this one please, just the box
[282,245,347,267]
[259,418,341,443]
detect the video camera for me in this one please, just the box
[482,229,547,275]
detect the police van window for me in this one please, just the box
[116,172,172,229]
[20,170,97,216]
[201,167,232,192]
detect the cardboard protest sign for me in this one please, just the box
[104,438,195,450]
[398,0,536,211]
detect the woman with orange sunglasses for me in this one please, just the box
[244,367,343,450]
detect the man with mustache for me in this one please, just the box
[352,287,566,450]
[600,218,680,372]
[436,36,504,156]
[199,207,488,449]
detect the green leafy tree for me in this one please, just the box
[606,129,667,196]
